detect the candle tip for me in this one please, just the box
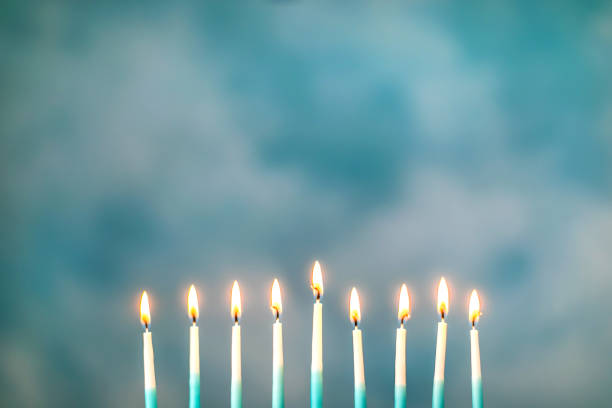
[349,287,361,326]
[188,284,199,322]
[437,277,449,319]
[271,278,282,319]
[311,261,324,299]
[140,291,151,329]
[231,281,242,322]
[469,289,481,326]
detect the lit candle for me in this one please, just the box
[350,287,366,408]
[271,279,284,408]
[469,290,483,408]
[140,291,158,408]
[432,277,449,408]
[310,261,324,408]
[395,284,410,408]
[231,281,243,408]
[188,285,201,408]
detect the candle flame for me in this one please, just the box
[469,289,481,326]
[271,279,282,318]
[349,287,361,325]
[398,284,410,324]
[188,284,199,322]
[311,261,324,299]
[437,277,449,319]
[140,291,151,328]
[231,281,241,322]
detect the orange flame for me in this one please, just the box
[140,291,151,328]
[437,277,449,319]
[188,284,199,322]
[231,281,241,322]
[311,261,324,299]
[271,279,282,318]
[469,289,481,326]
[349,287,361,325]
[398,284,410,324]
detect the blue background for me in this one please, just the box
[1,1,611,407]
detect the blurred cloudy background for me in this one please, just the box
[1,1,612,407]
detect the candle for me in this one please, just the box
[469,290,483,408]
[350,287,366,408]
[395,284,410,408]
[231,281,243,408]
[310,261,324,408]
[271,279,284,408]
[432,277,449,408]
[188,285,201,408]
[140,291,158,408]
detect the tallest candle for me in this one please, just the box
[140,291,158,408]
[432,278,449,408]
[187,285,201,408]
[310,261,324,408]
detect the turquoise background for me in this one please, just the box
[1,1,611,407]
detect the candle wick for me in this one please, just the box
[440,309,445,321]
[144,323,149,332]
[354,320,358,329]
[192,316,197,325]
[234,314,239,325]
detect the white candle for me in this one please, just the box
[188,285,201,408]
[231,281,242,408]
[469,290,483,408]
[140,291,158,408]
[310,261,324,408]
[395,284,410,408]
[350,287,366,408]
[432,277,449,408]
[271,279,284,408]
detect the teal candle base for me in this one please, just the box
[354,384,366,408]
[471,378,483,408]
[272,366,284,408]
[394,385,406,408]
[432,379,444,408]
[144,388,157,408]
[310,369,323,408]
[189,373,200,408]
[231,380,242,408]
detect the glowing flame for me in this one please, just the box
[469,289,481,326]
[437,277,449,319]
[349,287,361,325]
[231,281,241,322]
[140,291,151,328]
[271,279,282,318]
[311,261,324,299]
[398,284,410,324]
[188,285,199,322]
